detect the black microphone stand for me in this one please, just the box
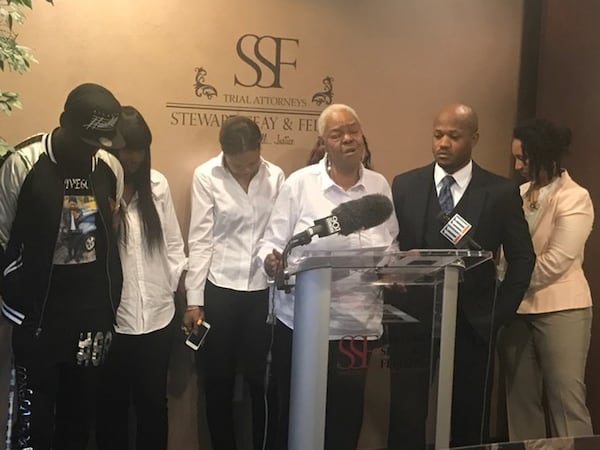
[275,231,313,292]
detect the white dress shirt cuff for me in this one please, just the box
[186,289,205,307]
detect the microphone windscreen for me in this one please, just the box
[332,194,393,235]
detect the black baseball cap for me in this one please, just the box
[62,83,125,150]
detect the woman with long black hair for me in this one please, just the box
[96,106,187,450]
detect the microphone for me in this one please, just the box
[287,215,342,247]
[276,194,394,291]
[438,212,482,250]
[289,193,394,246]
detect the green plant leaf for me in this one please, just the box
[0,137,12,157]
[9,9,26,26]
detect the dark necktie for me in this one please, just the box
[438,175,455,214]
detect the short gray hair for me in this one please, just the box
[317,104,361,136]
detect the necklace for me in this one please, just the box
[526,187,540,211]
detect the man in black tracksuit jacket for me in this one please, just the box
[0,83,125,450]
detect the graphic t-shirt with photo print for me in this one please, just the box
[45,165,113,334]
[53,173,98,266]
[54,184,98,265]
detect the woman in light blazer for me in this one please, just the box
[499,119,594,440]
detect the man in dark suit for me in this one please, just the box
[387,103,535,448]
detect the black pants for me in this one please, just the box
[386,288,494,449]
[197,281,272,450]
[96,321,174,450]
[450,314,494,447]
[272,321,375,450]
[11,326,112,450]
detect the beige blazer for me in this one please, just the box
[518,171,594,314]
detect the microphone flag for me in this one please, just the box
[440,213,472,246]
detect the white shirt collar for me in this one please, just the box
[434,160,473,189]
[319,156,366,193]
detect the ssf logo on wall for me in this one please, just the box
[167,33,335,147]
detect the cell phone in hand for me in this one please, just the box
[185,319,211,350]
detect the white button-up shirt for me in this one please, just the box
[116,170,187,334]
[258,158,399,340]
[186,153,285,306]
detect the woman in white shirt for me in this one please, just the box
[499,119,594,440]
[261,104,398,450]
[96,106,187,450]
[184,116,284,450]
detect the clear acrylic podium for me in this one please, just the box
[452,435,600,449]
[283,248,493,450]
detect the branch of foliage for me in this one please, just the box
[0,0,54,147]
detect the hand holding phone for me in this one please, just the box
[185,319,211,350]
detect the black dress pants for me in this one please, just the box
[96,322,174,450]
[198,281,272,450]
[386,288,494,449]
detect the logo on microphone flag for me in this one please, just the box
[324,216,341,234]
[440,213,472,245]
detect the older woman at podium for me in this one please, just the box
[260,103,398,450]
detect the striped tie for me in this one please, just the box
[438,175,455,214]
